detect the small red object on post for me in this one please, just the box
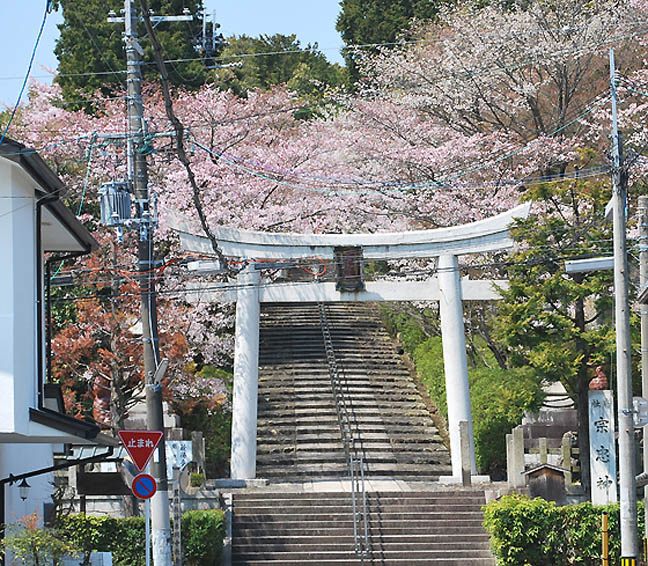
[589,365,609,391]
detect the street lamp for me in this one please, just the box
[18,478,30,501]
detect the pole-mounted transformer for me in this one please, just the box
[99,180,157,242]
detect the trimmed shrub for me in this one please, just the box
[483,495,563,566]
[59,509,224,566]
[483,495,643,566]
[413,337,543,474]
[182,510,225,566]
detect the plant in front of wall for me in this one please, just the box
[2,513,79,566]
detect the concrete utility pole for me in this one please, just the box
[639,195,648,551]
[124,3,170,566]
[108,3,190,566]
[609,49,638,564]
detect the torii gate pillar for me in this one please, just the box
[230,266,260,479]
[438,255,477,476]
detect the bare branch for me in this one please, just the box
[138,0,231,271]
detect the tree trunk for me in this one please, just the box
[574,293,591,498]
[577,384,591,499]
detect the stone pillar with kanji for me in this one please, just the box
[589,368,618,504]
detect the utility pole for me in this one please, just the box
[107,3,191,566]
[124,3,170,566]
[639,194,648,555]
[609,49,638,564]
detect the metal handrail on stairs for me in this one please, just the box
[318,303,370,558]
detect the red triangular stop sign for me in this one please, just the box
[118,430,163,471]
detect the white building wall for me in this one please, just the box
[0,443,53,526]
[0,160,37,435]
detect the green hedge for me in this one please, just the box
[182,511,225,566]
[379,306,544,476]
[483,495,645,566]
[59,510,225,566]
[412,336,543,475]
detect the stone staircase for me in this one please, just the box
[230,302,495,566]
[231,490,496,565]
[256,302,452,480]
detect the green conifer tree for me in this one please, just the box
[52,0,207,105]
[336,0,450,82]
[495,172,620,495]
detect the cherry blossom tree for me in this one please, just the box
[11,0,648,446]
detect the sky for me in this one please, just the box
[0,1,345,108]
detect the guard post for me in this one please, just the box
[602,512,608,566]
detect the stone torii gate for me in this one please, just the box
[169,203,530,481]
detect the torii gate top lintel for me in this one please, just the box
[168,202,531,260]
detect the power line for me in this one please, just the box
[3,21,647,85]
[49,234,619,291]
[189,96,610,197]
[181,87,611,193]
[49,248,620,305]
[0,0,52,145]
[70,9,127,87]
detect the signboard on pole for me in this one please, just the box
[166,440,192,480]
[132,473,157,500]
[589,390,618,505]
[118,430,163,471]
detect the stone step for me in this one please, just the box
[255,454,452,466]
[260,401,427,411]
[258,441,447,451]
[261,392,421,401]
[233,543,492,555]
[266,407,430,416]
[233,492,486,503]
[234,524,487,536]
[234,560,494,566]
[258,366,412,374]
[233,534,490,544]
[258,415,436,425]
[233,560,495,566]
[260,393,424,402]
[234,501,484,514]
[257,431,440,442]
[232,550,495,562]
[257,430,443,442]
[256,462,453,475]
[256,301,451,482]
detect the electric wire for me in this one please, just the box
[2,21,645,84]
[49,237,619,290]
[49,134,99,280]
[0,0,52,145]
[181,87,611,193]
[189,94,609,197]
[49,250,620,306]
[71,9,127,88]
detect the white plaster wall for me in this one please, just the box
[0,159,37,434]
[0,443,53,526]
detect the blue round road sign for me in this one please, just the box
[132,473,157,500]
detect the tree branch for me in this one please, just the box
[138,0,230,270]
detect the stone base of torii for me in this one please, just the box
[168,203,531,482]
